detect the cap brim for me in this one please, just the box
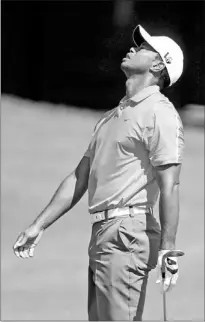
[132,25,156,51]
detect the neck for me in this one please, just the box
[125,74,154,98]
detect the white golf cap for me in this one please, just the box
[132,25,184,87]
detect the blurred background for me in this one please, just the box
[2,0,205,109]
[1,0,204,321]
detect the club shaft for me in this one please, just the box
[163,289,167,321]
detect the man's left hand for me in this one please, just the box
[156,249,179,292]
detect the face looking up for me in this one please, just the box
[121,42,161,77]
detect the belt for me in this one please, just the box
[90,206,153,225]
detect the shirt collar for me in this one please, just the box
[120,85,160,105]
[131,85,160,103]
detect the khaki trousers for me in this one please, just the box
[88,213,161,321]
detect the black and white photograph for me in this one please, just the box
[1,0,204,321]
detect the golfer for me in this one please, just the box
[13,25,185,321]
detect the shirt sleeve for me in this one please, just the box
[83,115,106,158]
[83,128,96,158]
[84,143,92,158]
[144,104,185,167]
[83,108,117,158]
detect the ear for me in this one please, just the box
[150,60,166,73]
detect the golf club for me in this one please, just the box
[161,250,185,321]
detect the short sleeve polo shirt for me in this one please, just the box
[84,85,184,214]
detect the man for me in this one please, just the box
[13,25,185,320]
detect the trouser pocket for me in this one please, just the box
[118,214,161,271]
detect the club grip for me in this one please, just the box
[161,257,166,279]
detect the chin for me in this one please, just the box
[120,61,131,76]
[121,60,129,71]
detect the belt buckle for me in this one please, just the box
[96,213,101,222]
[91,213,98,224]
[92,211,104,224]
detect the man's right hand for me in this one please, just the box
[13,225,44,259]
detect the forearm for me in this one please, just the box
[32,171,87,230]
[159,184,180,250]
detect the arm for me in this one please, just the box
[154,163,182,250]
[33,155,90,230]
[13,156,90,258]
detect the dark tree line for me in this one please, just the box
[2,1,205,110]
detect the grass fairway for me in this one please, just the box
[2,96,204,320]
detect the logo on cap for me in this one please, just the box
[164,52,173,64]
